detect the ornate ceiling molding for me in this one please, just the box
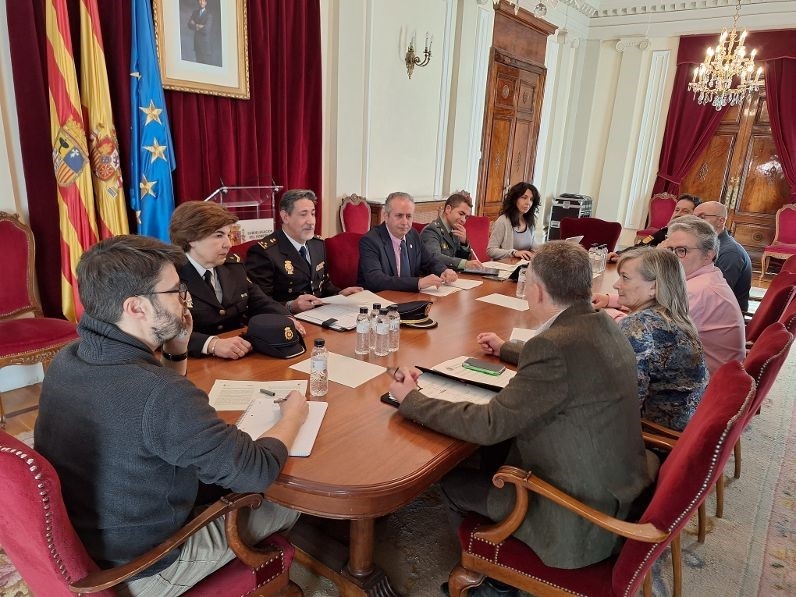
[557,0,599,17]
[595,0,742,19]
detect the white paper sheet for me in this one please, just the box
[510,328,540,342]
[208,380,308,410]
[450,278,483,290]
[317,290,393,306]
[431,355,516,388]
[420,285,462,297]
[290,352,387,388]
[415,371,497,404]
[481,261,525,271]
[476,293,529,311]
[236,398,327,457]
[295,291,395,330]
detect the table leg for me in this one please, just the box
[290,516,401,596]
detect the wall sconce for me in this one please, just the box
[405,33,432,79]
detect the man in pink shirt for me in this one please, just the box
[594,216,745,373]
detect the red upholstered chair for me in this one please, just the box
[731,323,794,483]
[228,239,259,261]
[325,232,363,289]
[464,216,490,262]
[760,204,796,279]
[781,254,796,274]
[559,217,623,252]
[339,194,371,234]
[779,293,796,333]
[0,429,300,596]
[636,193,677,242]
[412,222,427,234]
[0,212,78,427]
[448,362,755,597]
[744,272,796,346]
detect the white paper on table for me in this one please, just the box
[450,278,483,290]
[236,398,327,457]
[416,371,497,405]
[295,304,360,330]
[318,290,393,306]
[510,328,540,342]
[208,379,308,410]
[431,355,516,388]
[481,261,522,272]
[420,285,461,297]
[290,352,387,388]
[476,293,529,311]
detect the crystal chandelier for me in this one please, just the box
[688,0,762,110]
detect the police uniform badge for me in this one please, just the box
[284,326,294,341]
[285,260,294,275]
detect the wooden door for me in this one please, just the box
[476,3,554,219]
[478,54,545,219]
[680,86,790,268]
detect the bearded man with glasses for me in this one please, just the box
[34,235,307,596]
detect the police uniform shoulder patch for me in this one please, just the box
[226,253,241,263]
[258,236,278,250]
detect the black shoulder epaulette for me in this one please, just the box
[226,253,242,263]
[258,236,278,250]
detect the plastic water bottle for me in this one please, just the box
[598,244,608,273]
[355,306,370,355]
[310,338,328,397]
[515,266,527,298]
[374,308,390,357]
[369,303,381,350]
[388,304,400,352]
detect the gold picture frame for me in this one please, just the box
[152,0,249,99]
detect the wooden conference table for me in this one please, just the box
[187,265,617,596]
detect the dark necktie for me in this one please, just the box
[299,245,310,265]
[400,239,411,277]
[203,270,214,288]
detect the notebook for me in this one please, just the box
[236,399,328,457]
[380,365,504,408]
[462,266,501,276]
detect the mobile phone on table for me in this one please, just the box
[462,357,505,376]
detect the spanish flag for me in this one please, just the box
[46,0,99,321]
[80,0,129,238]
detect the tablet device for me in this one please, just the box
[462,357,506,376]
[462,266,501,276]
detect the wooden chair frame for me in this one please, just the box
[760,204,796,279]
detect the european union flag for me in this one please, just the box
[130,0,176,242]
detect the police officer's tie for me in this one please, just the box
[400,239,411,277]
[299,245,311,265]
[204,270,221,302]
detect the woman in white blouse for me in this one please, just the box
[487,182,541,260]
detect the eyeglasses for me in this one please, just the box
[666,246,701,258]
[137,281,188,302]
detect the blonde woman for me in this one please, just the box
[613,247,708,431]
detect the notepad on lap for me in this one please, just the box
[236,399,327,457]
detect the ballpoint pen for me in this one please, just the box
[259,388,276,396]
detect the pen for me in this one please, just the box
[273,397,287,404]
[259,388,276,396]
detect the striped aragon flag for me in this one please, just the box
[46,0,99,322]
[79,0,129,239]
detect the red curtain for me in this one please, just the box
[765,59,796,202]
[7,0,322,317]
[652,60,724,195]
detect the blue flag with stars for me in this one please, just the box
[130,0,176,241]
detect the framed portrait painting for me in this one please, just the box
[152,0,250,99]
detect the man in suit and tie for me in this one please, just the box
[246,189,362,314]
[420,192,482,271]
[389,241,654,572]
[169,201,303,359]
[187,0,213,64]
[357,192,458,292]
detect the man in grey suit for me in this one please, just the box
[389,241,654,571]
[420,192,482,270]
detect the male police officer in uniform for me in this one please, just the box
[246,189,362,314]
